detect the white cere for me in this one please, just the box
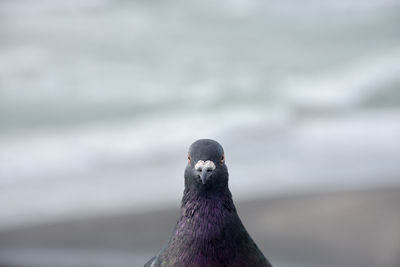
[195,160,216,171]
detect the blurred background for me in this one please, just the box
[1,0,400,266]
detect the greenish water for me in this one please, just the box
[0,0,400,230]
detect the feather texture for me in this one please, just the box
[144,139,272,267]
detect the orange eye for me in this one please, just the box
[220,153,225,164]
[187,153,191,164]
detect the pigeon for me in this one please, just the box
[144,139,272,267]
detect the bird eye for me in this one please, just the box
[187,153,191,164]
[220,153,225,164]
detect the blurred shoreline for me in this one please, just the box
[1,186,399,267]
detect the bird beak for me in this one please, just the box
[200,171,211,184]
[195,160,216,185]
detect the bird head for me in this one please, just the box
[184,139,228,191]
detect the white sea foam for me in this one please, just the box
[1,106,400,230]
[281,49,400,109]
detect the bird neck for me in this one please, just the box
[162,188,243,266]
[181,186,235,216]
[182,182,231,200]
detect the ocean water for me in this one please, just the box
[1,0,400,230]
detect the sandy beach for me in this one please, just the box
[0,186,399,267]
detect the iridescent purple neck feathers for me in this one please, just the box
[152,189,271,267]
